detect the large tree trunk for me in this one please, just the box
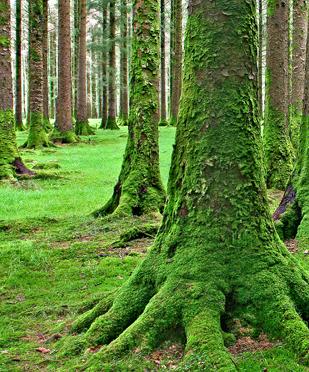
[26,0,50,148]
[100,8,108,129]
[75,0,95,135]
[94,0,165,217]
[15,0,24,131]
[290,0,308,149]
[264,0,294,189]
[63,0,309,368]
[119,0,129,125]
[52,0,77,143]
[105,2,119,130]
[0,0,32,178]
[169,0,182,126]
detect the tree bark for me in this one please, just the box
[169,0,182,126]
[94,0,165,217]
[52,0,77,143]
[42,0,51,131]
[26,0,50,148]
[290,0,308,148]
[105,2,119,129]
[100,7,108,129]
[119,0,129,125]
[264,0,294,189]
[0,0,32,177]
[65,0,309,369]
[75,0,95,135]
[159,0,167,125]
[15,0,24,131]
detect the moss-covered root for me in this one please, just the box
[50,128,78,144]
[104,117,119,130]
[75,121,95,136]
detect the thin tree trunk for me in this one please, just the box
[76,0,95,135]
[105,2,119,129]
[159,0,167,125]
[15,0,24,131]
[43,0,51,131]
[119,0,129,125]
[264,0,293,189]
[100,7,108,129]
[52,0,77,143]
[169,0,182,126]
[258,0,263,115]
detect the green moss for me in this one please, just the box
[75,120,95,136]
[50,128,78,144]
[0,35,9,47]
[105,117,119,130]
[25,112,50,148]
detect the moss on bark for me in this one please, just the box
[50,128,78,144]
[26,112,50,148]
[75,121,95,136]
[60,0,309,369]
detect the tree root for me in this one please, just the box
[110,224,159,248]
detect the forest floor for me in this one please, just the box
[0,123,308,371]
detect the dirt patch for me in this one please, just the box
[229,334,278,355]
[285,239,298,254]
[144,343,184,369]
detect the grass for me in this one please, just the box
[0,123,308,371]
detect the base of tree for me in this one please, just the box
[105,117,119,130]
[168,116,178,127]
[50,129,78,144]
[75,121,96,136]
[43,117,53,133]
[116,116,128,127]
[159,119,168,127]
[15,122,26,131]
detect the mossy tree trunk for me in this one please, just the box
[14,0,24,131]
[66,0,309,369]
[0,0,32,178]
[94,0,165,217]
[25,0,50,148]
[105,2,119,130]
[169,0,182,126]
[75,0,95,136]
[290,0,308,149]
[52,0,77,143]
[159,0,167,126]
[264,0,294,189]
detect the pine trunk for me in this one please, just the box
[264,0,293,189]
[15,0,24,131]
[66,1,309,369]
[94,0,165,216]
[169,0,182,126]
[159,0,167,126]
[52,0,77,143]
[75,0,95,135]
[290,0,308,148]
[100,8,108,129]
[0,0,32,177]
[105,2,119,130]
[26,0,50,148]
[42,0,51,131]
[119,0,129,125]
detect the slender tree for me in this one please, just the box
[25,0,50,148]
[105,2,119,129]
[51,0,77,143]
[63,1,309,369]
[169,0,182,126]
[0,0,32,177]
[100,7,108,129]
[42,0,51,131]
[15,0,24,131]
[119,0,129,125]
[290,0,308,148]
[159,0,167,125]
[76,0,95,135]
[264,0,294,189]
[94,0,165,216]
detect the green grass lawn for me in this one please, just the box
[0,125,308,371]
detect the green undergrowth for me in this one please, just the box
[0,123,308,370]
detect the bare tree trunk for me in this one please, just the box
[119,0,129,125]
[52,0,77,143]
[159,0,167,126]
[43,0,51,131]
[100,7,108,129]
